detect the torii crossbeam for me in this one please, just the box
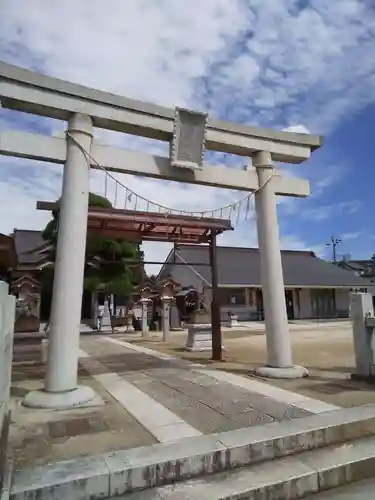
[0,62,322,409]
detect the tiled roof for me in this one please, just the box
[172,245,371,288]
[0,232,17,267]
[339,260,375,279]
[13,229,47,263]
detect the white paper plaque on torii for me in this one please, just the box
[170,107,207,172]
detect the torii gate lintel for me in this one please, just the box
[0,61,322,163]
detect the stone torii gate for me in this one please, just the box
[0,62,322,409]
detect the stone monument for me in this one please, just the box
[188,293,211,325]
[227,312,239,328]
[185,293,221,352]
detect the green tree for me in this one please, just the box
[41,193,143,300]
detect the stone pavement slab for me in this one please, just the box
[103,335,339,414]
[142,366,311,419]
[79,348,202,442]
[81,336,312,439]
[125,322,375,410]
[122,376,252,434]
[196,368,340,414]
[8,332,327,474]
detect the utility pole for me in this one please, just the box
[326,233,342,262]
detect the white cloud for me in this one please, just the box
[0,0,372,272]
[1,0,247,108]
[282,124,311,134]
[309,164,346,199]
[301,200,362,222]
[202,0,375,132]
[341,231,362,241]
[0,0,251,272]
[0,157,62,232]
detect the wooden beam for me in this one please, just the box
[0,62,322,163]
[1,131,310,197]
[36,201,233,230]
[209,230,222,361]
[88,227,210,244]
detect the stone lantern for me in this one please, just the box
[126,304,135,333]
[159,278,178,342]
[139,285,152,337]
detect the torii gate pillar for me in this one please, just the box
[254,151,307,379]
[23,113,98,409]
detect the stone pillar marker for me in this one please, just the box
[253,151,307,379]
[162,298,171,342]
[350,292,375,379]
[23,113,98,409]
[0,281,16,431]
[140,299,149,336]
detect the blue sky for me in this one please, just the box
[0,0,374,271]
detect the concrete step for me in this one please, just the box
[122,436,375,499]
[305,477,375,498]
[9,404,375,500]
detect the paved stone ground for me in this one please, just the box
[9,355,157,470]
[81,337,311,432]
[8,333,313,471]
[132,321,375,408]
